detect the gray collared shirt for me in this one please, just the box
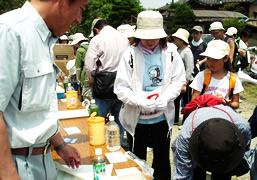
[0,2,60,148]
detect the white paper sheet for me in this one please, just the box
[58,109,89,120]
[115,167,140,175]
[60,99,67,102]
[63,127,81,134]
[105,151,128,163]
[55,162,114,180]
[116,167,146,180]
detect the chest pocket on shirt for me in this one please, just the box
[20,61,54,112]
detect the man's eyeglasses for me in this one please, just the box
[211,31,220,36]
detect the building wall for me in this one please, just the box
[249,4,257,18]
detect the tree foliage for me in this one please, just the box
[168,2,179,10]
[71,0,144,37]
[0,0,26,15]
[223,17,246,35]
[171,2,195,33]
[219,3,246,15]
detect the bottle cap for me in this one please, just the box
[68,83,71,86]
[95,148,102,155]
[109,115,114,121]
[91,99,95,104]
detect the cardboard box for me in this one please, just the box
[53,44,75,75]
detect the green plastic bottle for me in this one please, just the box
[88,99,99,116]
[63,76,69,93]
[93,148,106,180]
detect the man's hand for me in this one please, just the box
[88,79,93,86]
[57,144,82,169]
[181,84,187,93]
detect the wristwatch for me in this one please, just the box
[54,142,67,152]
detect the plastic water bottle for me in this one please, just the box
[93,148,106,180]
[66,83,74,92]
[105,115,120,151]
[88,99,99,116]
[63,76,69,93]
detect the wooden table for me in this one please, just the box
[52,99,150,179]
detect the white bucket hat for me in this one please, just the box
[117,24,136,38]
[200,40,230,59]
[172,28,189,44]
[60,35,69,41]
[70,33,88,45]
[133,11,167,39]
[209,21,225,31]
[66,59,76,75]
[225,27,238,36]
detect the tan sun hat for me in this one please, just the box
[225,27,238,36]
[89,18,104,38]
[117,24,136,38]
[133,10,167,39]
[70,33,88,45]
[172,28,189,44]
[209,21,225,31]
[192,25,203,33]
[200,40,230,59]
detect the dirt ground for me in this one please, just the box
[146,95,257,180]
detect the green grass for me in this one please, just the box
[240,82,257,105]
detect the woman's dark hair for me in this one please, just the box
[132,37,168,50]
[93,19,109,36]
[240,28,252,38]
[224,56,232,71]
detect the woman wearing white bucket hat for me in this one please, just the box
[117,24,135,45]
[190,40,244,110]
[225,27,238,40]
[172,28,194,124]
[114,10,186,180]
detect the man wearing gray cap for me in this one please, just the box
[189,26,207,76]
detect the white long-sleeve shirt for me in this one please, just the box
[85,25,129,82]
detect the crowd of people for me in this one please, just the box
[0,0,256,180]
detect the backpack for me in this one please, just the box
[236,39,249,70]
[223,36,240,72]
[224,37,249,71]
[200,68,237,99]
[183,94,223,119]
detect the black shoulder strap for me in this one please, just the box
[129,52,133,69]
[171,51,173,62]
[223,36,229,43]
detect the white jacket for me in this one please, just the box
[114,43,186,136]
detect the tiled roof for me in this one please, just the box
[194,10,248,18]
[157,0,254,9]
[187,0,254,6]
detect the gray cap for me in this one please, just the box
[192,26,203,33]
